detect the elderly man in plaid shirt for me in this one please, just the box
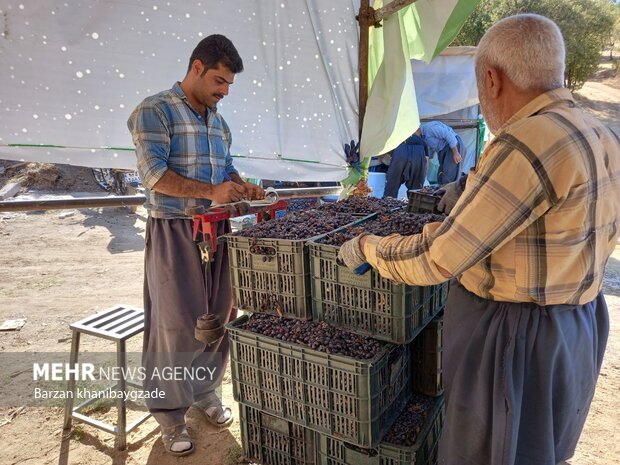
[339,14,620,465]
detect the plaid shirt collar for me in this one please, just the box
[171,81,218,115]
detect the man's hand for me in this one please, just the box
[437,179,464,214]
[337,234,371,275]
[243,182,265,200]
[210,181,246,204]
[452,147,462,164]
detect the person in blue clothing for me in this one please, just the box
[383,132,430,197]
[418,121,465,184]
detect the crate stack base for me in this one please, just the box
[412,313,444,397]
[238,396,444,465]
[316,396,445,465]
[228,314,410,448]
[240,404,316,465]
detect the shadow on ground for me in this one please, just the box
[603,255,620,298]
[80,208,146,254]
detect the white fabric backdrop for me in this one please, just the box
[0,0,360,181]
[413,47,478,119]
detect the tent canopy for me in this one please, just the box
[0,0,478,181]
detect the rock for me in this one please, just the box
[0,182,21,200]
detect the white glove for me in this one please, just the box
[437,178,465,214]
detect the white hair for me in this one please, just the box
[476,14,565,91]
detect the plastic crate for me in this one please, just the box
[407,190,441,213]
[239,404,316,465]
[411,312,444,397]
[228,314,411,448]
[226,216,365,320]
[309,239,445,344]
[227,235,313,319]
[316,396,445,465]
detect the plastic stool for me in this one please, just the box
[63,304,151,450]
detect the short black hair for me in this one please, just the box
[187,34,244,75]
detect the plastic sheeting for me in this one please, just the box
[0,0,360,181]
[413,47,478,119]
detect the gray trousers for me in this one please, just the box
[439,281,608,465]
[437,135,465,184]
[142,218,235,428]
[384,148,427,197]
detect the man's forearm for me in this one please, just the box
[229,172,245,185]
[152,169,214,199]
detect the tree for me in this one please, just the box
[607,4,620,59]
[452,0,615,90]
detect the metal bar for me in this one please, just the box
[0,195,145,212]
[117,340,127,450]
[273,186,342,200]
[0,187,343,213]
[358,1,372,140]
[71,411,116,434]
[126,412,152,433]
[63,330,80,430]
[374,0,418,22]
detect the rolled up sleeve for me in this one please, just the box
[127,103,170,189]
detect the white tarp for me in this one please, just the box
[0,0,360,181]
[413,46,478,119]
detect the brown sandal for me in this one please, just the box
[161,425,195,457]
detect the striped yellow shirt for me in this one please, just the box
[364,88,620,305]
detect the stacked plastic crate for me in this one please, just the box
[225,198,447,465]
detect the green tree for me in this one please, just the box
[452,0,615,90]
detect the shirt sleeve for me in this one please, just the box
[362,139,554,285]
[127,102,170,189]
[220,117,239,177]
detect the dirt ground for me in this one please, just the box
[0,68,619,465]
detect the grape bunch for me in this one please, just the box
[233,210,355,240]
[320,211,445,246]
[383,393,436,446]
[319,196,407,215]
[243,313,389,360]
[286,198,319,212]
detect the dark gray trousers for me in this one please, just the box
[437,135,465,184]
[384,148,427,197]
[142,218,235,428]
[439,281,608,465]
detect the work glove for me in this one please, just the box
[337,234,371,275]
[437,178,465,214]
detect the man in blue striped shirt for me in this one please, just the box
[127,34,264,456]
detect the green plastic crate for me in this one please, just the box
[407,190,441,213]
[239,404,316,465]
[226,216,366,320]
[411,313,444,397]
[227,235,313,319]
[228,314,411,448]
[309,238,445,344]
[316,396,445,465]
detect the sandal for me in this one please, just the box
[161,425,195,457]
[203,404,234,428]
[194,392,234,429]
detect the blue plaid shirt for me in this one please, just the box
[127,82,239,218]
